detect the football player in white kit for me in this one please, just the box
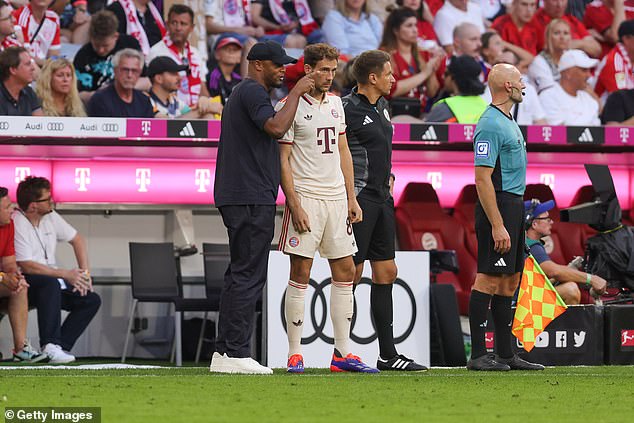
[277,43,378,373]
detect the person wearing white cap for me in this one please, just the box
[538,49,601,125]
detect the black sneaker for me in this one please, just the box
[467,354,511,371]
[495,354,545,371]
[377,354,428,371]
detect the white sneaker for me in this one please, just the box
[43,343,75,364]
[209,352,273,375]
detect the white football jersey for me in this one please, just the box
[276,93,347,200]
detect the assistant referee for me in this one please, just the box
[468,64,544,371]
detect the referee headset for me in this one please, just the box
[524,198,541,231]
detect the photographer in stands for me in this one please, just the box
[525,199,607,305]
[14,176,101,364]
[0,46,42,116]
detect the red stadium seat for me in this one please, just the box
[524,184,585,263]
[395,183,476,315]
[453,184,478,259]
[570,185,599,245]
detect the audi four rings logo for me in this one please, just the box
[101,123,119,132]
[280,277,416,344]
[0,121,9,130]
[47,122,64,131]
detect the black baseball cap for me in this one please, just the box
[618,19,634,42]
[246,40,297,65]
[447,54,485,95]
[147,56,188,78]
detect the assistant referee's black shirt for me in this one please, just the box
[342,88,393,203]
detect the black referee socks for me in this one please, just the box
[491,295,514,359]
[371,283,398,359]
[469,290,493,359]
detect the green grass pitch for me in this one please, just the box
[1,365,633,422]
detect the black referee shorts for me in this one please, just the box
[475,192,525,274]
[352,197,396,265]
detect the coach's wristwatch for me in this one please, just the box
[0,272,5,284]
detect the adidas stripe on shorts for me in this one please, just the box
[475,191,525,274]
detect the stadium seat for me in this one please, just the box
[453,184,478,259]
[395,182,476,315]
[524,184,585,263]
[570,185,599,245]
[124,243,220,366]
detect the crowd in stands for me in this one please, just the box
[0,0,634,125]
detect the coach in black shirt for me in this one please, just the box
[210,41,314,375]
[0,46,42,116]
[343,50,426,372]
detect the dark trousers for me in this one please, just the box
[216,205,275,358]
[26,274,101,351]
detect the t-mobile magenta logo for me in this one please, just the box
[74,168,91,191]
[136,168,151,192]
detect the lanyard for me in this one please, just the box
[19,209,48,261]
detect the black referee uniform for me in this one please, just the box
[342,88,395,264]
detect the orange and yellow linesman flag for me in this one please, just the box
[512,254,568,352]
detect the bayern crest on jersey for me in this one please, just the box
[289,237,300,248]
[331,109,339,118]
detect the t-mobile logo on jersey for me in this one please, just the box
[136,168,151,192]
[75,168,91,192]
[195,169,211,193]
[316,127,336,154]
[14,167,31,183]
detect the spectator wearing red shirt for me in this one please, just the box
[491,0,539,55]
[531,0,601,58]
[13,0,62,66]
[380,7,442,115]
[425,0,445,15]
[584,0,634,58]
[398,0,439,51]
[593,19,634,101]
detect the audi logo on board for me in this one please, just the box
[101,123,119,132]
[280,277,416,345]
[47,122,64,131]
[0,121,9,130]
